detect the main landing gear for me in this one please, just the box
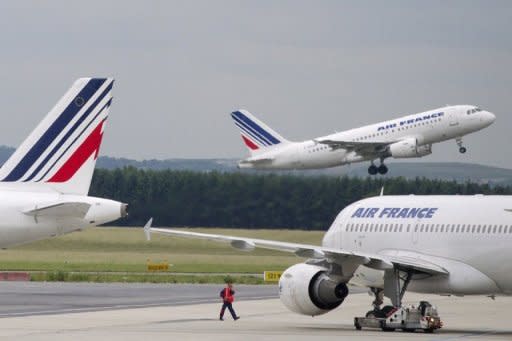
[354,268,443,333]
[456,137,467,154]
[368,161,388,175]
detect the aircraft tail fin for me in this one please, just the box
[230,109,290,155]
[0,77,114,195]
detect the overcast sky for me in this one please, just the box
[0,1,511,168]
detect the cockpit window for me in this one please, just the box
[467,107,483,115]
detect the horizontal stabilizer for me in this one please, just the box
[23,202,91,218]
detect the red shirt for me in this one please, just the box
[222,287,235,303]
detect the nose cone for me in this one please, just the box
[484,111,496,125]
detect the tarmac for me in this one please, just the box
[0,282,511,340]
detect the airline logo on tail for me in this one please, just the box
[0,78,113,189]
[230,110,284,151]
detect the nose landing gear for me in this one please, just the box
[456,137,467,154]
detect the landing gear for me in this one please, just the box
[377,164,388,175]
[456,137,467,154]
[354,267,443,333]
[368,161,388,175]
[368,164,378,175]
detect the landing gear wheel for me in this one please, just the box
[368,165,378,175]
[377,164,388,175]
[459,146,467,154]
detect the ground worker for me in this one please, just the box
[219,281,240,321]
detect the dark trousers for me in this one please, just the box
[220,301,237,319]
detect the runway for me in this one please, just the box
[0,282,511,340]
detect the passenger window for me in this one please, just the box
[493,226,497,234]
[498,225,502,234]
[407,224,410,233]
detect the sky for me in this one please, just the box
[0,1,511,168]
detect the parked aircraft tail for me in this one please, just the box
[0,77,114,195]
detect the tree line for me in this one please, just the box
[89,167,512,230]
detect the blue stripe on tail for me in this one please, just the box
[231,113,272,145]
[24,80,113,182]
[233,120,271,147]
[3,78,106,182]
[231,111,281,145]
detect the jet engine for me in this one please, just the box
[278,263,349,316]
[388,138,432,158]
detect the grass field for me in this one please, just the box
[0,227,324,283]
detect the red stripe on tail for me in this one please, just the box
[47,120,105,183]
[241,135,259,150]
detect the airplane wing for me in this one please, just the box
[316,139,394,156]
[149,227,448,276]
[23,202,91,218]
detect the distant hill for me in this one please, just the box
[0,145,510,186]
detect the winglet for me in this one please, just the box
[144,218,153,241]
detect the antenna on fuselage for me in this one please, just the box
[380,186,384,196]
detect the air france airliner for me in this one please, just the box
[230,106,495,175]
[148,194,512,324]
[0,77,126,248]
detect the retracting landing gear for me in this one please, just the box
[354,268,442,333]
[456,137,467,154]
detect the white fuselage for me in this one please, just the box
[0,186,124,248]
[322,195,512,295]
[241,105,495,169]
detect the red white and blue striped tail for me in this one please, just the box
[230,109,289,155]
[0,78,114,195]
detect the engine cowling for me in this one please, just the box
[388,138,432,158]
[278,263,349,316]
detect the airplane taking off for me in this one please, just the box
[148,194,512,326]
[0,77,126,248]
[230,106,496,175]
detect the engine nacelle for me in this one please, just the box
[388,138,432,158]
[278,263,349,316]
